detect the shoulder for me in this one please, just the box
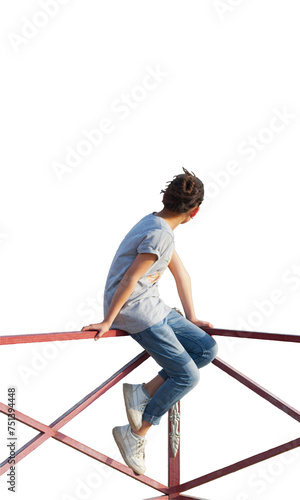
[124,214,174,249]
[140,214,173,238]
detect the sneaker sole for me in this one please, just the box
[123,384,142,432]
[112,427,145,475]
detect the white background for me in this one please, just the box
[1,1,300,499]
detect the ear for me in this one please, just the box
[190,206,200,218]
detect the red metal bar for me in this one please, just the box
[168,402,181,499]
[177,497,209,499]
[177,437,300,494]
[177,497,210,499]
[52,431,168,493]
[1,328,300,347]
[1,326,300,499]
[144,495,208,499]
[144,496,170,499]
[212,357,300,422]
[149,403,202,500]
[0,350,149,474]
[143,495,208,499]
[0,401,168,494]
[0,329,128,345]
[206,329,300,343]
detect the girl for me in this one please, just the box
[81,168,218,475]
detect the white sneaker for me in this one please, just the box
[123,383,151,431]
[112,424,146,475]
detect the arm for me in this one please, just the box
[168,250,214,328]
[81,253,157,340]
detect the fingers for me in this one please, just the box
[81,325,97,332]
[202,321,214,328]
[200,321,214,328]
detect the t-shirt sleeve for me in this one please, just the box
[137,230,172,259]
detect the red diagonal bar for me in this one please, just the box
[0,329,128,345]
[0,401,56,438]
[212,357,300,422]
[0,350,149,474]
[0,402,168,494]
[49,350,149,428]
[53,430,168,493]
[177,437,300,493]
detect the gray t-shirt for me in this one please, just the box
[103,213,175,334]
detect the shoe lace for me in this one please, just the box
[136,438,146,460]
[132,399,149,413]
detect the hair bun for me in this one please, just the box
[185,178,194,194]
[160,167,204,213]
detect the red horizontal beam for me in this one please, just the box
[144,496,206,500]
[212,357,300,422]
[177,436,300,493]
[0,329,128,345]
[144,496,170,500]
[178,497,209,499]
[144,496,207,499]
[1,328,299,347]
[210,329,300,343]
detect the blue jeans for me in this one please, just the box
[128,308,218,425]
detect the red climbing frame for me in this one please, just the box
[1,327,300,499]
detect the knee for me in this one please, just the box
[190,366,200,388]
[183,361,200,389]
[206,339,218,363]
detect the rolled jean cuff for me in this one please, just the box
[158,368,168,381]
[142,410,162,426]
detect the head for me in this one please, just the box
[160,168,204,223]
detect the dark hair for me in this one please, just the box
[160,168,204,213]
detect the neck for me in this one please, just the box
[153,208,186,230]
